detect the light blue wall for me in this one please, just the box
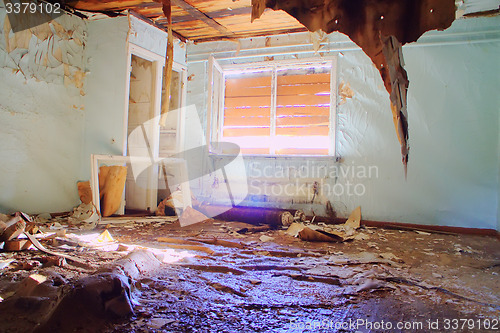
[0,10,187,214]
[186,16,500,230]
[129,16,186,66]
[81,17,130,180]
[82,16,187,181]
[0,4,87,214]
[403,41,499,229]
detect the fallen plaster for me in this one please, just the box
[252,0,457,171]
[1,215,498,332]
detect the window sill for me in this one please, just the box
[209,153,339,161]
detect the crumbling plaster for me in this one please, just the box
[186,16,500,230]
[0,8,186,214]
[0,3,88,214]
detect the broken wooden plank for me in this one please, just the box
[0,218,25,242]
[170,0,235,37]
[4,239,32,251]
[188,238,245,249]
[23,232,93,269]
[159,0,174,127]
[161,243,215,254]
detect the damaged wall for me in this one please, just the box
[186,16,500,230]
[81,15,187,181]
[0,2,88,214]
[129,16,186,67]
[0,7,187,214]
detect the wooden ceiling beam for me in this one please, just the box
[191,27,308,43]
[168,0,236,37]
[129,10,188,42]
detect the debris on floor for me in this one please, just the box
[0,210,498,332]
[199,205,298,228]
[68,202,101,229]
[285,206,363,242]
[178,206,210,227]
[156,189,186,216]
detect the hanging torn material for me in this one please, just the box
[251,0,456,172]
[159,0,174,127]
[382,36,409,175]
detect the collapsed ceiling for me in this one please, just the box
[65,0,459,170]
[67,0,307,40]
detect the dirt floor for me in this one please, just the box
[0,216,499,332]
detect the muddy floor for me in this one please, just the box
[0,217,499,332]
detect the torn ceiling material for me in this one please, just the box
[252,0,456,171]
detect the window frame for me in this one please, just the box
[207,56,338,157]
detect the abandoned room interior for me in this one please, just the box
[0,0,499,331]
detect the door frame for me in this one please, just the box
[124,44,164,212]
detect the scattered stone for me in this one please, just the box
[259,235,275,242]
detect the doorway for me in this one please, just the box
[125,54,161,213]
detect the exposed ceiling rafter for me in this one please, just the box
[164,0,236,38]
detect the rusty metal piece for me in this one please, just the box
[199,205,297,227]
[280,211,294,227]
[294,209,306,222]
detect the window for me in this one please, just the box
[208,58,337,156]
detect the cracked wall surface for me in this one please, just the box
[187,16,500,229]
[252,0,457,171]
[0,2,88,214]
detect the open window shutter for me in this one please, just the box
[207,56,224,153]
[275,65,332,155]
[222,67,273,154]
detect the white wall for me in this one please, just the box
[0,9,187,214]
[129,16,186,67]
[82,16,130,180]
[0,3,87,214]
[186,16,500,230]
[82,15,187,181]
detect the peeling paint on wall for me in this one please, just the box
[187,17,500,229]
[0,8,87,96]
[0,5,88,214]
[128,15,186,66]
[338,81,354,105]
